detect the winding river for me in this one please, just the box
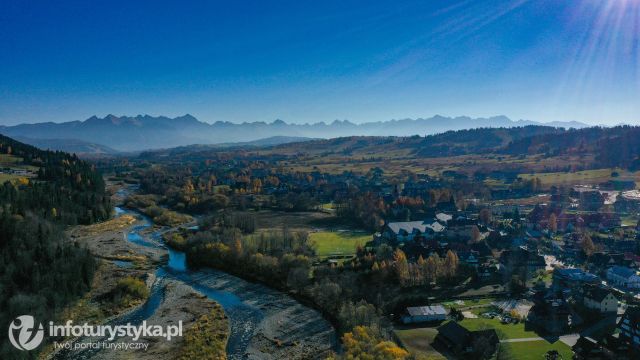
[55,192,335,359]
[117,206,265,359]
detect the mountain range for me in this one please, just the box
[0,114,589,152]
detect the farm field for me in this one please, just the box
[309,230,372,258]
[0,173,26,183]
[395,322,572,360]
[0,154,37,184]
[0,154,38,170]
[621,215,638,227]
[394,327,445,359]
[0,154,22,165]
[236,210,333,232]
[519,168,639,186]
[0,154,39,184]
[498,340,573,360]
[459,318,536,340]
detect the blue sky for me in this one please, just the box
[1,0,638,126]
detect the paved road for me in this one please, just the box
[558,334,579,347]
[500,337,545,343]
[500,334,579,346]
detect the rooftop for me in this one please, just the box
[583,285,615,303]
[387,220,445,235]
[406,305,447,317]
[608,265,637,278]
[555,268,599,282]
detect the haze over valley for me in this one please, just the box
[0,114,588,152]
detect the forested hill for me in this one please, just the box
[501,126,640,169]
[0,134,110,359]
[137,126,566,163]
[410,126,564,157]
[258,125,636,165]
[258,125,563,157]
[0,133,110,223]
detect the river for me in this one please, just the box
[54,198,335,359]
[118,206,265,359]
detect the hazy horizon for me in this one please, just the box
[0,112,603,127]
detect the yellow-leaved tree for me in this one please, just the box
[328,326,409,360]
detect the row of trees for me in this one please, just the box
[182,227,390,335]
[383,249,460,287]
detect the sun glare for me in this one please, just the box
[550,0,640,117]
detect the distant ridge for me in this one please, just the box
[217,136,316,147]
[13,136,118,155]
[0,114,589,151]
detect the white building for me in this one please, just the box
[401,305,447,324]
[607,266,640,289]
[384,220,444,242]
[583,286,618,313]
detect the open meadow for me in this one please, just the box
[396,321,574,360]
[309,230,372,258]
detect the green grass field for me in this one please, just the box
[519,168,637,186]
[459,318,536,340]
[0,154,39,184]
[394,327,445,359]
[318,203,336,212]
[396,322,573,360]
[309,230,372,258]
[621,215,638,227]
[0,173,25,183]
[497,340,572,360]
[0,154,22,165]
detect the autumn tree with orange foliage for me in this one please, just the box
[328,326,409,360]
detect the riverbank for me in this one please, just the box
[89,278,227,360]
[45,183,228,359]
[168,268,336,359]
[50,181,336,359]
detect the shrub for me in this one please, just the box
[179,306,228,360]
[113,277,149,303]
[165,233,187,250]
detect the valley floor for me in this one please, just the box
[47,182,335,360]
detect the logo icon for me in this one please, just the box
[8,315,44,351]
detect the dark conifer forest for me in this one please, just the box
[0,134,110,358]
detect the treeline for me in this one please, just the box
[502,126,609,156]
[414,126,562,157]
[502,125,640,169]
[0,135,108,359]
[125,194,192,226]
[366,246,461,287]
[136,166,322,214]
[184,228,386,334]
[335,189,465,231]
[335,192,387,230]
[179,214,465,329]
